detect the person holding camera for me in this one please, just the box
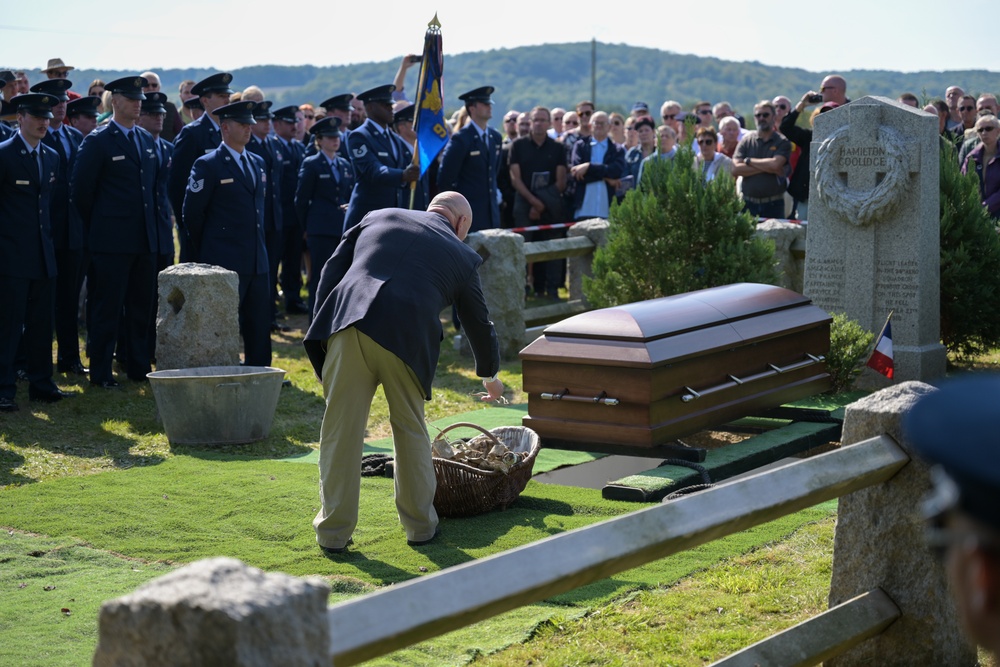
[779,92,840,220]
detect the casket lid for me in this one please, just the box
[542,283,813,342]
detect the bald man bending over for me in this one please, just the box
[303,192,504,554]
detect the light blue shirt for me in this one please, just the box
[575,137,610,220]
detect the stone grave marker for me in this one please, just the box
[804,96,946,387]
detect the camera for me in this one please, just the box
[807,94,823,104]
[409,55,422,64]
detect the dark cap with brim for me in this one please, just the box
[903,375,1000,532]
[66,95,102,117]
[272,105,299,124]
[357,84,395,105]
[30,78,73,102]
[310,116,341,137]
[191,72,234,98]
[11,93,58,118]
[253,100,274,120]
[215,100,257,124]
[0,71,14,85]
[105,76,148,101]
[393,103,415,124]
[141,91,168,114]
[320,93,353,112]
[459,86,495,105]
[183,97,204,111]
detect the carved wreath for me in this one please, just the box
[813,124,910,227]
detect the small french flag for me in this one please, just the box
[867,314,894,379]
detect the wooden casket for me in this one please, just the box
[520,283,832,453]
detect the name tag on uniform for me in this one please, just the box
[220,178,234,185]
[470,150,481,156]
[377,151,388,157]
[204,149,213,154]
[319,173,331,179]
[15,180,29,185]
[113,155,126,161]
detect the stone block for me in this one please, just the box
[156,263,241,370]
[754,219,805,293]
[464,229,525,359]
[567,218,608,303]
[828,382,977,666]
[93,558,330,667]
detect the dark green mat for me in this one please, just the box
[280,404,605,474]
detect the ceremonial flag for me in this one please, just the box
[866,312,894,379]
[413,14,446,179]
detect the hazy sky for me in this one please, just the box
[2,0,996,74]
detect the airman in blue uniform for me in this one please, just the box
[343,84,419,231]
[271,104,308,315]
[0,93,69,411]
[438,86,503,232]
[182,101,270,367]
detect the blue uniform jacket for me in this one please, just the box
[168,114,221,226]
[246,134,284,233]
[294,152,354,237]
[437,122,502,231]
[70,123,160,255]
[303,208,499,398]
[153,137,174,256]
[182,146,268,276]
[343,120,412,230]
[41,124,84,251]
[0,135,59,279]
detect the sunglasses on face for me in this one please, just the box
[754,112,772,119]
[565,120,579,127]
[697,138,716,145]
[960,106,975,112]
[775,103,789,110]
[697,109,712,115]
[578,110,593,117]
[977,126,998,134]
[304,114,315,120]
[663,114,676,120]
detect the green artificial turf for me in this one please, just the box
[0,451,837,666]
[279,404,605,474]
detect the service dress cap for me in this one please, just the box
[393,103,415,124]
[31,78,73,102]
[104,76,148,101]
[320,93,353,112]
[356,85,395,104]
[271,105,299,124]
[191,72,235,97]
[458,86,495,105]
[11,93,59,118]
[214,100,258,124]
[253,100,274,120]
[66,96,102,117]
[141,92,168,114]
[904,375,1000,532]
[310,116,342,137]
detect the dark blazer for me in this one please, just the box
[0,135,59,279]
[343,120,412,230]
[273,137,304,229]
[168,113,221,227]
[569,137,627,212]
[437,122,503,231]
[246,134,284,233]
[41,124,84,251]
[70,122,159,255]
[182,146,268,276]
[152,136,175,256]
[303,208,499,398]
[294,152,354,237]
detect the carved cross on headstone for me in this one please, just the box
[837,104,921,192]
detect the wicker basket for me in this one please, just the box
[432,422,541,518]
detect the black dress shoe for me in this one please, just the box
[90,380,121,389]
[285,301,309,315]
[406,528,440,547]
[271,321,291,333]
[57,362,89,376]
[0,397,18,412]
[29,388,73,403]
[319,538,353,555]
[15,370,29,382]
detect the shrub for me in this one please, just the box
[583,147,778,308]
[939,142,1000,357]
[826,313,876,393]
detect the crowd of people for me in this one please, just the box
[1,57,999,413]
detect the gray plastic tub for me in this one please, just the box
[147,366,286,445]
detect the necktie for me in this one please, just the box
[385,131,396,162]
[127,130,141,161]
[330,159,339,183]
[50,130,66,162]
[240,153,254,188]
[30,149,41,182]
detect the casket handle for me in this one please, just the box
[540,389,620,406]
[681,353,826,402]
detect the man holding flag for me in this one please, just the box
[438,86,503,231]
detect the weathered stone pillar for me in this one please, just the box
[93,558,330,667]
[754,220,806,293]
[156,263,241,370]
[464,229,525,359]
[567,218,608,303]
[828,382,977,666]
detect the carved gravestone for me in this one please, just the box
[463,229,526,359]
[804,97,946,387]
[156,263,241,370]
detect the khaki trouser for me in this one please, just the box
[313,327,438,548]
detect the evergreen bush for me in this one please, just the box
[939,142,1000,356]
[826,313,875,393]
[584,147,778,308]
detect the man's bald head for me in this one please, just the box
[429,191,473,239]
[821,75,847,105]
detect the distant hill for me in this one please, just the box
[27,42,999,120]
